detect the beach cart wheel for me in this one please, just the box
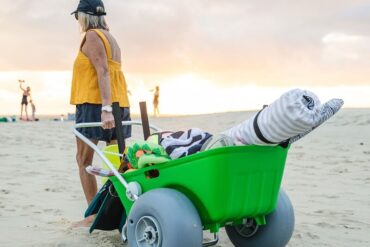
[225,190,294,247]
[127,188,203,247]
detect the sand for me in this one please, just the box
[0,109,369,246]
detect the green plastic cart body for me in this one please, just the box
[109,144,289,232]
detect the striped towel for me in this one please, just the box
[160,128,212,159]
[223,89,343,145]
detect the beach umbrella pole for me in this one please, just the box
[139,101,151,140]
[112,102,127,172]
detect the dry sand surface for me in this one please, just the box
[0,109,369,246]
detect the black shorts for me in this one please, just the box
[76,103,132,142]
[21,95,28,105]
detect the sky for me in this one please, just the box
[0,0,370,115]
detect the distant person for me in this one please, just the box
[19,80,31,121]
[29,100,36,121]
[70,0,131,227]
[151,85,160,117]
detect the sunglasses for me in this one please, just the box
[74,12,78,20]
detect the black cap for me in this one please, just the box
[71,0,106,16]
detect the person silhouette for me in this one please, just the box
[70,0,131,227]
[151,86,160,117]
[19,80,31,121]
[29,100,36,121]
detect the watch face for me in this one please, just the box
[102,105,113,112]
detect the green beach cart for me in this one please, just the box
[73,121,295,247]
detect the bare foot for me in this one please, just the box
[71,215,95,228]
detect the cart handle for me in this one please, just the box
[73,121,161,193]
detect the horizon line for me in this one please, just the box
[1,106,369,118]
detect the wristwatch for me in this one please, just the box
[101,105,113,113]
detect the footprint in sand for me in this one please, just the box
[52,187,66,192]
[45,218,68,226]
[44,187,65,192]
[330,168,349,174]
[21,205,35,211]
[316,222,336,229]
[1,189,10,194]
[294,233,303,239]
[341,224,361,230]
[55,209,63,216]
[21,155,30,159]
[6,182,20,186]
[306,232,320,240]
[37,158,51,162]
[43,208,63,215]
[325,195,339,199]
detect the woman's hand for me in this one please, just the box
[101,111,115,129]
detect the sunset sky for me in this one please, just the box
[1,0,370,115]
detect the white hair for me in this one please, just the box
[77,7,109,32]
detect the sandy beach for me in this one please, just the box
[0,108,369,247]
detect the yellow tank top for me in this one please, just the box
[70,29,130,107]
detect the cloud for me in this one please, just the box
[322,32,370,62]
[0,0,369,87]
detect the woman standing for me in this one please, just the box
[19,80,31,121]
[70,0,131,226]
[152,85,160,117]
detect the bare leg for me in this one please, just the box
[72,138,99,228]
[76,138,99,204]
[154,104,159,117]
[25,105,29,120]
[20,104,23,119]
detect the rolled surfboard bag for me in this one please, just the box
[223,88,343,146]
